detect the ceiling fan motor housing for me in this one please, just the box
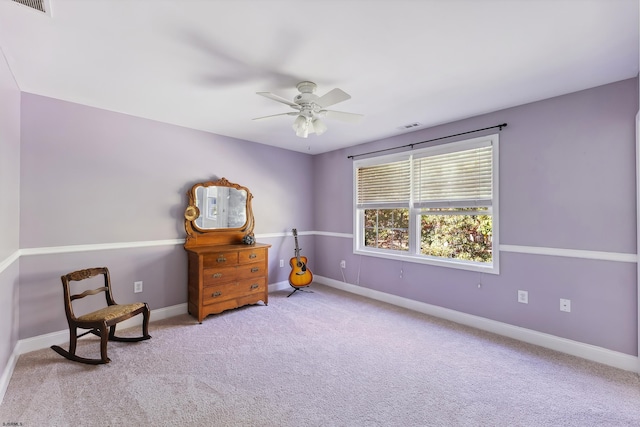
[296,81,317,93]
[294,81,320,107]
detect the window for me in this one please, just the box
[354,134,499,273]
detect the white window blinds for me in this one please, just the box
[356,159,411,207]
[413,142,492,208]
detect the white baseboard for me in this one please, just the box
[14,303,188,355]
[269,280,291,292]
[314,275,640,373]
[0,349,18,406]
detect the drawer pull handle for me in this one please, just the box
[250,283,259,290]
[212,273,222,279]
[217,255,227,263]
[251,267,259,273]
[212,291,222,298]
[249,253,257,259]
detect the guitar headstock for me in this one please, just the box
[292,228,298,237]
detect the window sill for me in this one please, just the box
[354,248,499,274]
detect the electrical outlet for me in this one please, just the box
[517,290,528,304]
[134,281,143,293]
[560,298,571,312]
[340,260,346,268]
[279,259,284,268]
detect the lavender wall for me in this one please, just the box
[313,78,639,356]
[0,50,21,379]
[19,95,315,247]
[17,93,315,338]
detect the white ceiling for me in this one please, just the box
[0,0,637,155]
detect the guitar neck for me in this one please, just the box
[293,229,302,263]
[294,234,301,262]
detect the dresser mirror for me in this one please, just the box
[193,185,247,230]
[184,177,254,247]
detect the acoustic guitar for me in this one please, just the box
[288,228,313,288]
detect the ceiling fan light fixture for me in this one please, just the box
[295,125,309,138]
[312,118,327,136]
[293,115,310,138]
[292,115,306,131]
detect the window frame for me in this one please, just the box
[353,134,500,274]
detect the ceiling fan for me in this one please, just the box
[253,81,363,138]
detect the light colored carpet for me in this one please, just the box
[2,284,640,426]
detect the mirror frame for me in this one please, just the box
[184,177,255,247]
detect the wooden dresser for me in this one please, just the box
[182,177,270,323]
[185,243,270,323]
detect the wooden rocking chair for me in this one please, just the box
[51,267,151,364]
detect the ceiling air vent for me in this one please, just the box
[11,0,51,15]
[399,122,422,130]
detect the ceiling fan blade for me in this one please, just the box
[257,92,299,108]
[316,88,351,108]
[253,112,299,120]
[323,110,364,123]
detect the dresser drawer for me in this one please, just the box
[203,266,237,286]
[237,277,267,296]
[239,248,266,264]
[202,283,234,306]
[202,277,266,306]
[237,262,266,279]
[203,252,239,268]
